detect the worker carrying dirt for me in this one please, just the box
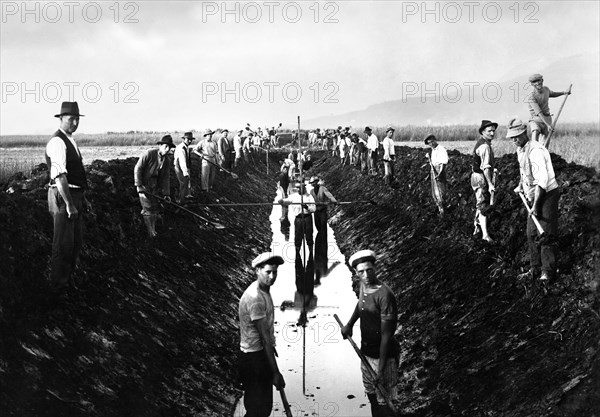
[471,120,497,243]
[134,135,175,238]
[507,118,561,281]
[341,250,399,417]
[425,134,448,216]
[174,132,194,204]
[45,101,87,291]
[526,73,571,145]
[238,252,286,417]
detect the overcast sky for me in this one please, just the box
[1,0,598,134]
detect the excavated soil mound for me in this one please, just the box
[318,146,599,416]
[1,145,598,417]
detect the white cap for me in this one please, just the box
[349,249,376,268]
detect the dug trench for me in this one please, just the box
[0,146,598,416]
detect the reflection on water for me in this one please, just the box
[234,186,370,416]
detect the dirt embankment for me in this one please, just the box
[318,147,599,417]
[0,154,278,416]
[1,146,598,417]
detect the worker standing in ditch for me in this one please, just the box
[45,101,87,291]
[425,134,448,216]
[341,250,399,417]
[238,252,286,417]
[507,118,560,281]
[174,132,194,203]
[279,183,317,259]
[526,73,571,145]
[193,129,218,193]
[309,176,337,283]
[471,120,497,243]
[134,135,175,238]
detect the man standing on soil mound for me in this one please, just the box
[507,118,560,281]
[174,132,194,203]
[45,101,87,291]
[425,134,448,216]
[341,250,399,417]
[471,120,497,243]
[239,253,286,417]
[526,73,571,146]
[134,135,175,238]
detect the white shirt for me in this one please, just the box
[382,137,395,160]
[282,192,316,220]
[174,142,191,176]
[46,128,82,183]
[367,133,379,151]
[517,140,558,200]
[233,135,242,151]
[431,144,448,165]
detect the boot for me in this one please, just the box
[479,214,494,243]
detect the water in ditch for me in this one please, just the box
[233,185,370,416]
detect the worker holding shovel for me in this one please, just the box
[526,73,571,146]
[507,118,560,281]
[471,120,497,243]
[425,134,448,216]
[340,250,399,417]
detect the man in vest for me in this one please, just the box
[526,73,571,145]
[135,135,175,238]
[471,120,497,243]
[217,129,231,170]
[174,132,194,203]
[507,118,560,281]
[193,129,218,192]
[46,101,87,291]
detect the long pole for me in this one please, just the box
[143,191,225,229]
[188,200,377,208]
[518,192,545,236]
[333,314,398,414]
[544,84,572,149]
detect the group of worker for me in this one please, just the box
[43,72,570,416]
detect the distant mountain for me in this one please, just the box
[304,52,599,129]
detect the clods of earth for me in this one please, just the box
[0,146,598,416]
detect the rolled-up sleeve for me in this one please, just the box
[478,144,492,171]
[46,137,67,180]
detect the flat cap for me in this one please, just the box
[349,249,376,268]
[252,252,284,269]
[528,73,543,83]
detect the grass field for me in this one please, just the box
[1,124,598,183]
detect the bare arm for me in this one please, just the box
[255,317,285,390]
[377,319,395,377]
[341,303,360,339]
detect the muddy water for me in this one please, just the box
[233,187,370,417]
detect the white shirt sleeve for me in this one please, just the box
[529,147,549,189]
[46,136,67,180]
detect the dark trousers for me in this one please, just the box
[294,214,314,248]
[527,188,560,273]
[48,187,84,286]
[239,350,273,417]
[313,209,328,233]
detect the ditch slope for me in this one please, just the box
[0,146,598,417]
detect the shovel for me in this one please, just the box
[544,84,572,149]
[143,191,225,229]
[518,191,545,236]
[197,154,239,180]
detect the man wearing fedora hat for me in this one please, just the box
[174,132,195,203]
[507,117,560,281]
[193,129,218,193]
[341,250,398,417]
[425,134,448,215]
[134,135,175,238]
[526,74,571,145]
[382,128,396,185]
[45,101,87,290]
[238,252,286,417]
[471,120,497,243]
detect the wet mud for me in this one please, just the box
[0,146,598,416]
